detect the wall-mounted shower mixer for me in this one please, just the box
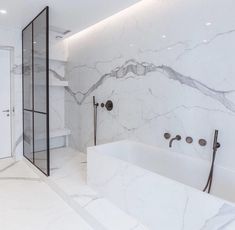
[169,135,181,148]
[164,130,221,194]
[164,132,208,147]
[92,97,114,146]
[101,100,113,111]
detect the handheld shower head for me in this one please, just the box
[93,96,99,107]
[203,129,221,193]
[213,130,220,151]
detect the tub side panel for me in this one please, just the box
[87,148,232,229]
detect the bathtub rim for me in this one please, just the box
[87,139,235,205]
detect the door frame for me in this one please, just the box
[0,46,15,159]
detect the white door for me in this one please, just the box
[0,49,11,158]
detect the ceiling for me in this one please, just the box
[0,0,141,37]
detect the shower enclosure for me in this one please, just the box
[22,7,50,176]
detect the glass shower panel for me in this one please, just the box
[23,111,33,162]
[23,24,33,111]
[23,23,33,163]
[33,8,49,175]
[33,9,47,113]
[34,113,48,174]
[22,7,50,176]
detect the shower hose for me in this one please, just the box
[203,130,220,194]
[203,148,217,193]
[93,96,99,146]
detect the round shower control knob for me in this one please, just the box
[186,136,193,144]
[101,100,113,111]
[164,133,171,139]
[199,139,207,146]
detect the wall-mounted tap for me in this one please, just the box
[169,135,181,148]
[101,100,113,111]
[164,132,210,148]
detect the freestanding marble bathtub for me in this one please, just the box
[87,140,235,229]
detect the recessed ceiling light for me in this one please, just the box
[0,9,7,14]
[162,35,166,39]
[205,22,212,26]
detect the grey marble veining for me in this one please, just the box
[104,102,235,134]
[200,204,235,229]
[13,135,23,153]
[0,161,18,173]
[13,63,66,77]
[50,68,65,81]
[66,59,235,112]
[47,148,148,230]
[138,29,235,62]
[158,65,235,112]
[176,29,235,61]
[62,1,235,228]
[139,40,190,55]
[71,194,103,208]
[181,195,189,230]
[67,54,123,76]
[0,160,41,182]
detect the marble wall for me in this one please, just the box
[0,26,22,158]
[64,0,235,170]
[48,36,70,149]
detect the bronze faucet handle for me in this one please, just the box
[175,135,181,140]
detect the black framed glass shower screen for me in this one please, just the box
[22,7,50,176]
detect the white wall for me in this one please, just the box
[0,26,22,157]
[65,0,235,170]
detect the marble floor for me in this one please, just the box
[0,148,148,230]
[0,157,93,230]
[49,147,148,230]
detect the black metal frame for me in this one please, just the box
[22,6,50,176]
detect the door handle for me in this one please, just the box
[2,109,10,113]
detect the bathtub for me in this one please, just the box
[87,140,235,229]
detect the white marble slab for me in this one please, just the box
[0,158,93,230]
[87,141,235,230]
[48,147,149,230]
[64,0,235,173]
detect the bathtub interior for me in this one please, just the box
[89,140,235,203]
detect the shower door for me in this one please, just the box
[22,7,50,176]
